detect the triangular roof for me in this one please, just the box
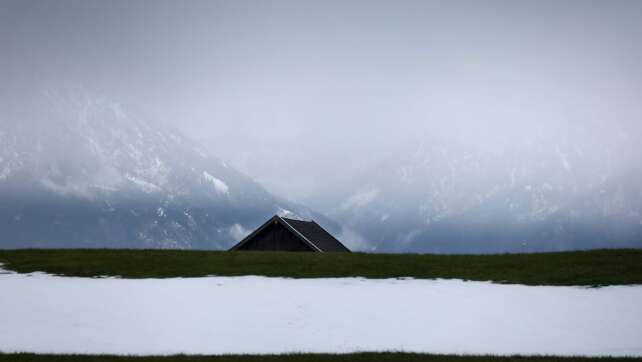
[229,215,350,252]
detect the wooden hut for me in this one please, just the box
[229,215,350,252]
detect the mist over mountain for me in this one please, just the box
[330,130,642,253]
[0,91,338,249]
[1,87,640,252]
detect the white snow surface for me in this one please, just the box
[0,269,641,356]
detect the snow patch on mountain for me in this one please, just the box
[341,188,379,210]
[40,179,93,198]
[125,175,161,193]
[276,207,313,221]
[0,167,10,180]
[202,171,229,195]
[228,223,250,241]
[555,145,571,173]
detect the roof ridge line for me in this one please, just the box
[278,216,323,252]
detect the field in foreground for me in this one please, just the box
[2,251,641,358]
[1,354,641,362]
[1,249,642,285]
[5,272,639,356]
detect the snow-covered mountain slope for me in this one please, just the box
[331,134,642,253]
[0,91,334,249]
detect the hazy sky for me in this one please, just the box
[2,0,642,208]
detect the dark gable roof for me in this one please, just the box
[280,217,350,252]
[230,215,350,252]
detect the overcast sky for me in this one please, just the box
[2,0,642,209]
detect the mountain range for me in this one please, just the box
[1,91,641,252]
[330,131,642,252]
[0,91,336,249]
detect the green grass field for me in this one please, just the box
[1,248,641,285]
[1,353,641,362]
